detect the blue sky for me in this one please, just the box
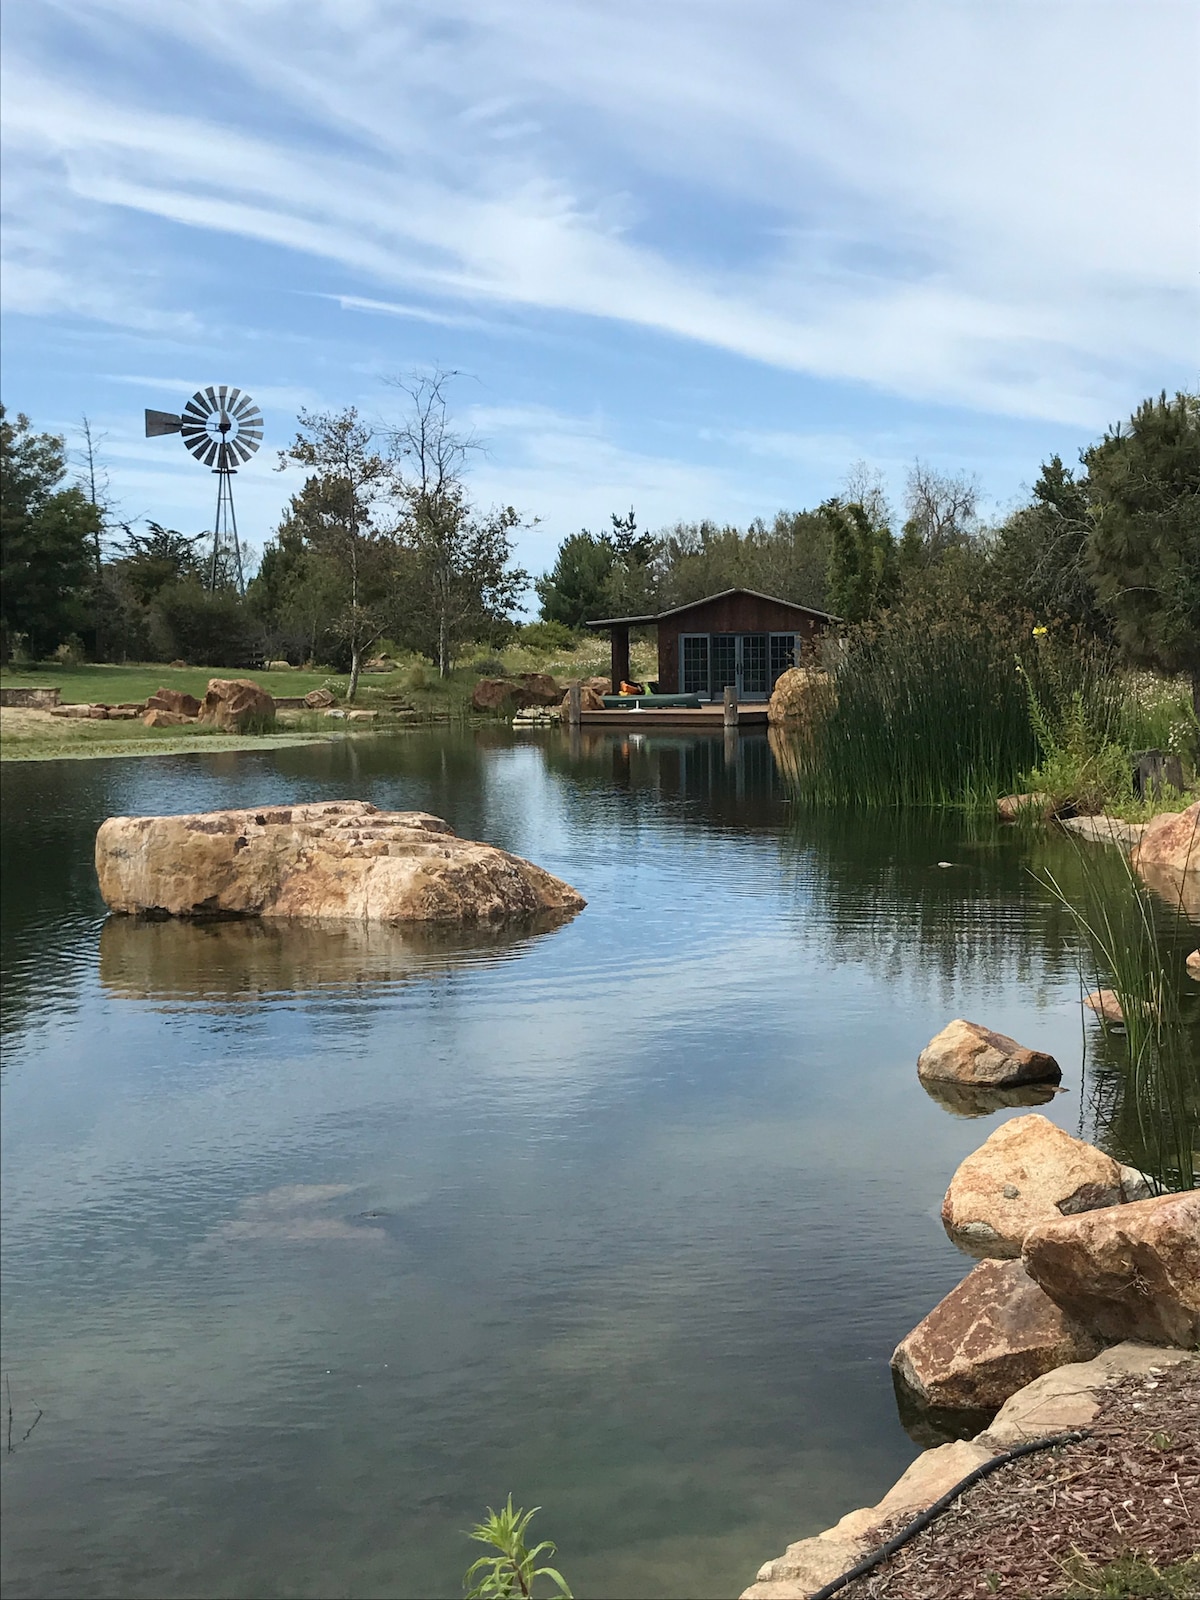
[2,0,1195,590]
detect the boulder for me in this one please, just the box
[583,676,612,698]
[472,678,521,713]
[304,687,336,709]
[95,800,586,925]
[87,704,110,719]
[346,709,377,722]
[145,688,202,718]
[106,708,140,721]
[1084,988,1141,1025]
[891,1258,1101,1416]
[1022,1191,1200,1348]
[266,660,293,672]
[917,1019,1061,1089]
[766,667,827,726]
[198,678,275,732]
[559,684,606,719]
[996,792,1053,823]
[168,659,187,669]
[1188,950,1200,981]
[941,1114,1125,1258]
[1130,800,1200,919]
[516,672,562,707]
[142,709,194,728]
[50,703,93,718]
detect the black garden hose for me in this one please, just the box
[806,1429,1091,1600]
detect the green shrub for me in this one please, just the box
[516,620,577,652]
[470,655,506,677]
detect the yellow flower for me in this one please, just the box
[1032,625,1048,637]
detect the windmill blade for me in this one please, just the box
[201,439,220,467]
[145,409,182,437]
[232,439,258,464]
[204,385,219,412]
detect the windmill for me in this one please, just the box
[145,386,263,592]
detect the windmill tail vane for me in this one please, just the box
[144,386,263,592]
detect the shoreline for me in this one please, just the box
[0,728,364,763]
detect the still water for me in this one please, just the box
[0,729,1116,1598]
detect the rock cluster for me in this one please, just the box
[95,800,586,925]
[471,674,564,713]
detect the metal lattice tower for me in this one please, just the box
[145,386,263,592]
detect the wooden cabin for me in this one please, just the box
[585,588,836,700]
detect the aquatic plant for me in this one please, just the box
[464,1497,572,1599]
[784,603,1036,808]
[1039,845,1198,1193]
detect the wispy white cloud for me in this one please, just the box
[2,0,1193,426]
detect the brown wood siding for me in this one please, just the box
[656,595,830,690]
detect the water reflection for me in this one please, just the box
[99,913,575,1003]
[918,1077,1062,1119]
[0,729,1151,1600]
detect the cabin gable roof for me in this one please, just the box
[584,587,839,629]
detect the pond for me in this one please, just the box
[0,728,1142,1599]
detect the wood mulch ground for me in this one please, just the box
[841,1360,1200,1599]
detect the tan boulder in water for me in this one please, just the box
[918,1018,1061,1089]
[941,1114,1125,1258]
[891,1257,1100,1415]
[766,666,827,726]
[1022,1191,1200,1348]
[95,801,586,925]
[198,678,275,732]
[1130,800,1200,919]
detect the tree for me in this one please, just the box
[991,455,1107,633]
[388,373,529,676]
[536,531,615,627]
[116,522,204,605]
[822,498,898,622]
[899,462,980,571]
[1085,390,1200,713]
[278,408,397,698]
[0,406,99,658]
[603,507,658,616]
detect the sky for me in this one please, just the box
[1,0,1196,591]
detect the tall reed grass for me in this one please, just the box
[787,604,1037,808]
[1041,845,1198,1193]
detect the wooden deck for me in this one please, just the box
[577,703,769,728]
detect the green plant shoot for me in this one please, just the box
[464,1496,572,1599]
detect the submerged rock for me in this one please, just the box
[918,1018,1061,1089]
[95,801,586,924]
[1022,1191,1200,1348]
[941,1114,1125,1258]
[891,1258,1101,1416]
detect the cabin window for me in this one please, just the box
[770,633,800,683]
[681,634,710,695]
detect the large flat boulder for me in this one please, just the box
[198,678,275,732]
[1130,800,1200,919]
[891,1257,1101,1416]
[941,1114,1125,1258]
[918,1019,1060,1088]
[1022,1191,1200,1348]
[95,801,586,924]
[516,672,562,706]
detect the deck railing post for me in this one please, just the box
[568,681,582,728]
[723,683,737,729]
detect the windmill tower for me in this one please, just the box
[145,386,263,592]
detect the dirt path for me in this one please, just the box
[842,1362,1200,1599]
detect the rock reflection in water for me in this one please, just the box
[99,910,574,1001]
[919,1077,1062,1119]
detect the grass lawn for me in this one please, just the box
[0,661,352,704]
